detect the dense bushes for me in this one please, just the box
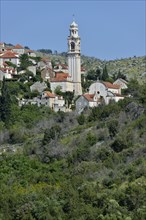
[0,79,146,219]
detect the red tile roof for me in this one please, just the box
[44,91,56,98]
[50,72,70,82]
[13,44,23,49]
[55,72,69,79]
[50,78,67,82]
[83,94,94,102]
[0,51,18,58]
[103,82,120,89]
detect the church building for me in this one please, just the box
[67,20,82,95]
[50,20,82,96]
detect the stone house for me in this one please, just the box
[41,67,54,81]
[38,58,52,70]
[0,67,17,80]
[0,50,19,66]
[50,72,74,93]
[76,93,101,113]
[12,44,25,55]
[25,50,36,57]
[33,91,66,112]
[113,78,128,89]
[54,64,68,73]
[30,81,47,93]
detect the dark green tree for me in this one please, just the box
[0,78,12,124]
[19,54,33,70]
[101,65,109,81]
[77,113,85,125]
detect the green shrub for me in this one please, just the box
[77,113,85,125]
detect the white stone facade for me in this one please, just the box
[67,21,82,96]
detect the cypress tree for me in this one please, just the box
[0,78,11,124]
[102,65,109,81]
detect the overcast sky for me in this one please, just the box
[1,0,145,60]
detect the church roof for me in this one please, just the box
[103,82,120,89]
[83,94,95,102]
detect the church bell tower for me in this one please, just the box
[67,20,82,96]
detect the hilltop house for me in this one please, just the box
[0,50,19,66]
[12,44,25,55]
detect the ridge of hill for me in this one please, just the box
[35,50,146,82]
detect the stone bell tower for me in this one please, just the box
[67,20,82,96]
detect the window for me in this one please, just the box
[71,42,75,51]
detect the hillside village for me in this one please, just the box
[0,21,146,220]
[0,21,146,114]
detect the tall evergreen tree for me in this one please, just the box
[0,78,11,124]
[102,65,109,81]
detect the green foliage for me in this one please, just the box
[86,68,101,81]
[43,125,61,145]
[5,61,17,68]
[110,135,129,152]
[37,49,52,54]
[107,119,118,138]
[77,113,85,125]
[0,75,146,219]
[101,65,109,81]
[54,85,62,95]
[0,78,12,125]
[19,54,33,70]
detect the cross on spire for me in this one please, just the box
[72,14,75,22]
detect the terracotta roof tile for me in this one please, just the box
[44,91,56,98]
[13,44,24,49]
[55,72,69,79]
[0,51,18,58]
[103,82,120,89]
[83,94,94,102]
[50,78,67,82]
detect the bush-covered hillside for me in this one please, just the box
[0,78,146,219]
[35,51,146,82]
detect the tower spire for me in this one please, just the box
[72,14,75,22]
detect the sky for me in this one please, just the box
[0,0,145,60]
